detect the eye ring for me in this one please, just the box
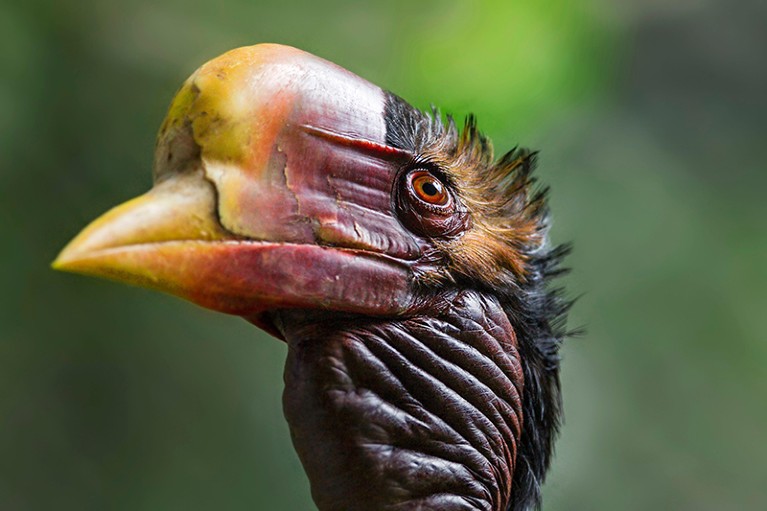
[396,167,467,237]
[408,170,451,207]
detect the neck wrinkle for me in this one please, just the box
[276,290,524,511]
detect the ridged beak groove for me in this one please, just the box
[53,44,418,322]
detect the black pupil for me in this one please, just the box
[421,181,439,196]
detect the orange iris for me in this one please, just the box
[410,171,449,206]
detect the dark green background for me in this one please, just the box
[2,1,765,509]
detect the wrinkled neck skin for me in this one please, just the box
[273,289,524,511]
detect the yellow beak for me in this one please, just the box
[53,44,415,326]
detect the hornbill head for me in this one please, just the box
[54,44,569,511]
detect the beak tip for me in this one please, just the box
[51,244,73,271]
[51,256,65,271]
[51,244,88,274]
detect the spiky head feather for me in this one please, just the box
[385,93,572,511]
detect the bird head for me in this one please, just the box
[54,44,568,511]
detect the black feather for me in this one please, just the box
[384,91,575,511]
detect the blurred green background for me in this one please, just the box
[2,0,765,509]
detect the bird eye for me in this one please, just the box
[396,168,467,237]
[409,171,450,207]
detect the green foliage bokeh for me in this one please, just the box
[1,1,765,510]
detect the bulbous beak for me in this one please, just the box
[53,44,422,329]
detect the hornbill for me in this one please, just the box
[54,44,570,511]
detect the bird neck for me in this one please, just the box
[274,289,524,511]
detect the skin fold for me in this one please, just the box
[277,290,522,511]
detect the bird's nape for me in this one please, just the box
[54,44,570,511]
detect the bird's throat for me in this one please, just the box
[276,290,524,511]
